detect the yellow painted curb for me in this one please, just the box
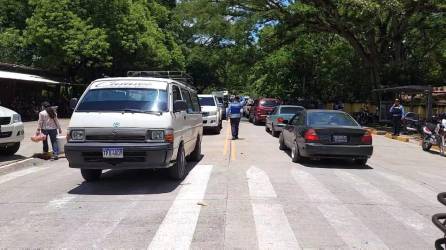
[375,131,387,135]
[385,133,395,139]
[384,133,409,142]
[396,136,409,142]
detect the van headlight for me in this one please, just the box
[147,130,165,141]
[146,129,174,143]
[70,130,85,141]
[12,114,21,123]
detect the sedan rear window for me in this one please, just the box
[308,112,358,127]
[260,100,280,107]
[280,106,304,114]
[199,97,216,106]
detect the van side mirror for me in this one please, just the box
[174,100,188,113]
[70,98,78,110]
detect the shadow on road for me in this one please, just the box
[0,154,27,163]
[282,150,373,170]
[67,156,204,195]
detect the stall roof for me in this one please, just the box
[0,70,61,84]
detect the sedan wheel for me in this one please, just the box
[279,134,287,150]
[272,125,279,137]
[291,142,302,163]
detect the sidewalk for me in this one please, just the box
[0,119,70,166]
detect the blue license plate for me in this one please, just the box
[102,148,124,159]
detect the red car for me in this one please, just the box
[249,98,281,125]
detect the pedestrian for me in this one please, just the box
[389,99,405,136]
[37,101,62,160]
[333,100,344,111]
[227,96,243,140]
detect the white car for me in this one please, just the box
[198,94,222,134]
[0,106,24,155]
[65,75,203,181]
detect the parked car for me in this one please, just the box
[266,105,305,137]
[279,110,373,166]
[243,99,254,118]
[199,94,222,133]
[215,97,227,119]
[249,98,281,125]
[65,76,203,181]
[0,106,24,155]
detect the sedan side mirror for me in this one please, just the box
[174,100,188,113]
[70,98,78,110]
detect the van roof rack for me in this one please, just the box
[127,71,195,89]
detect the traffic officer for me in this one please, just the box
[227,96,244,140]
[389,98,405,136]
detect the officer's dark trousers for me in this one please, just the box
[392,116,402,135]
[230,118,241,138]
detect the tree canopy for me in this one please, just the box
[0,0,445,101]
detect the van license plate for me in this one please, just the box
[102,148,124,159]
[333,135,348,143]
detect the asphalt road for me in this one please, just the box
[0,119,445,249]
[0,119,70,167]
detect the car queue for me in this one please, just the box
[1,71,374,182]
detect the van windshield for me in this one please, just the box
[76,88,168,113]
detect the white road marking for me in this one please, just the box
[291,169,388,249]
[0,167,47,185]
[418,172,446,183]
[247,167,301,249]
[336,171,437,241]
[0,158,33,169]
[375,171,438,205]
[60,201,138,248]
[247,166,277,198]
[148,165,213,250]
[47,194,77,209]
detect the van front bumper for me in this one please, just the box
[65,142,174,169]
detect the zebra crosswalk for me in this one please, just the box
[0,162,442,249]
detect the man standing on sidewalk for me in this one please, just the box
[389,99,405,136]
[227,96,244,140]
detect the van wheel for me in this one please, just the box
[169,145,186,180]
[81,169,102,182]
[188,136,201,162]
[0,142,20,156]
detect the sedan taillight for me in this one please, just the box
[277,117,284,123]
[304,129,320,142]
[361,131,373,144]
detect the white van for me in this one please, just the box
[198,94,222,133]
[65,75,203,181]
[0,106,24,155]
